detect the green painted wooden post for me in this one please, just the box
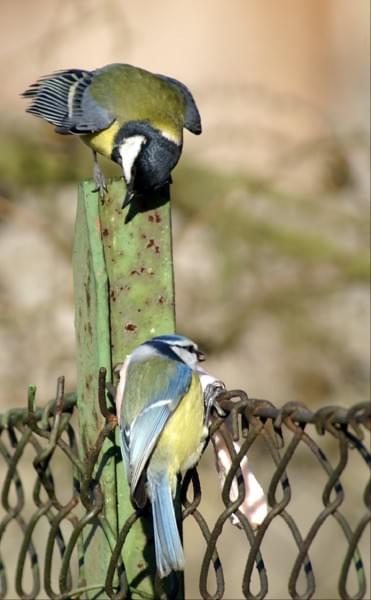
[73,178,178,598]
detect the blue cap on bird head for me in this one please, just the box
[148,335,206,362]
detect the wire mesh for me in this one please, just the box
[0,369,369,599]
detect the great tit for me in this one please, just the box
[115,334,207,578]
[22,63,201,207]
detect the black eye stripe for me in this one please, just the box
[174,344,194,352]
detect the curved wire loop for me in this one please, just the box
[0,376,369,599]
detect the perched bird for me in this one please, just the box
[115,334,207,578]
[22,63,201,207]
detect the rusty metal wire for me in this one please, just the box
[0,371,370,599]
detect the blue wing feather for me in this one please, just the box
[129,402,171,492]
[120,358,192,497]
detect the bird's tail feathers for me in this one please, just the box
[148,473,184,578]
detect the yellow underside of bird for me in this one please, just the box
[82,121,120,159]
[82,119,181,160]
[149,373,206,494]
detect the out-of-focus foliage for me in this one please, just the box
[0,120,369,411]
[0,123,111,194]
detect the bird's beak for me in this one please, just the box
[197,350,206,362]
[122,190,134,209]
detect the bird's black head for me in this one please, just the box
[112,121,182,209]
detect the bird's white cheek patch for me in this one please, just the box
[119,135,146,183]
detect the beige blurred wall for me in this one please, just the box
[1,0,369,134]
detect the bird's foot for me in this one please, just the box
[204,381,227,425]
[92,162,108,198]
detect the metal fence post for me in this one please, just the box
[73,179,177,598]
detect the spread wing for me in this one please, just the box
[21,68,115,134]
[23,65,201,136]
[118,356,193,498]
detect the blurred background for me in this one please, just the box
[0,1,369,599]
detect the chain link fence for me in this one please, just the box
[0,369,370,599]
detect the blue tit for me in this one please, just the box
[21,64,201,207]
[115,334,207,578]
